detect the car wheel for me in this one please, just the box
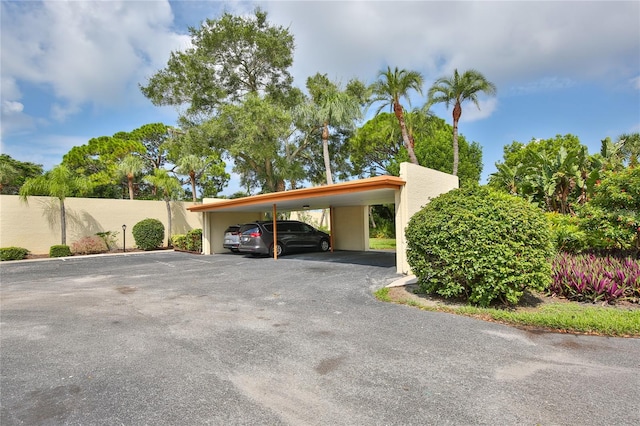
[319,238,330,252]
[269,242,284,257]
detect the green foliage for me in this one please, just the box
[577,167,640,251]
[140,8,294,118]
[185,229,203,252]
[488,134,594,213]
[546,212,588,253]
[350,112,482,186]
[96,231,118,250]
[71,236,109,255]
[132,218,165,250]
[0,154,43,195]
[172,234,187,251]
[49,245,72,258]
[0,247,30,261]
[406,186,553,307]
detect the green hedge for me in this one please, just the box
[406,186,553,307]
[132,218,164,250]
[186,229,202,252]
[49,245,72,258]
[0,247,30,261]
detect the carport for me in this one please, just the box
[188,163,458,274]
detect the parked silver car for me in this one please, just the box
[238,220,330,257]
[223,225,242,252]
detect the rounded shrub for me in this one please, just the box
[0,247,30,261]
[49,245,72,258]
[185,228,202,252]
[171,234,187,251]
[406,186,553,307]
[132,218,165,251]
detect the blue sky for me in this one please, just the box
[1,0,639,196]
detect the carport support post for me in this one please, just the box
[330,206,335,252]
[272,204,278,260]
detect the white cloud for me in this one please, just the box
[510,77,577,96]
[0,0,189,123]
[632,76,640,90]
[2,101,23,114]
[261,1,640,90]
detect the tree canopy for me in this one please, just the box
[350,112,482,186]
[140,8,295,119]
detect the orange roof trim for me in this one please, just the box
[188,175,405,212]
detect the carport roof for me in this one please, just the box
[187,175,406,213]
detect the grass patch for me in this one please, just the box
[375,287,640,337]
[369,238,396,250]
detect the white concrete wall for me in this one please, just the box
[0,195,201,254]
[395,162,459,274]
[332,205,368,251]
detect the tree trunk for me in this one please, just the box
[190,171,197,202]
[60,198,66,245]
[165,199,172,247]
[394,102,419,165]
[322,122,333,185]
[452,102,462,176]
[127,174,135,200]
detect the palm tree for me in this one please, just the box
[176,154,210,202]
[117,155,146,200]
[144,169,183,247]
[299,74,363,185]
[19,164,90,245]
[370,66,424,165]
[428,69,497,176]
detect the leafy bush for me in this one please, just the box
[546,212,587,253]
[96,231,118,250]
[550,252,640,304]
[577,167,640,251]
[71,236,108,255]
[185,228,202,252]
[0,247,30,261]
[172,234,187,251]
[406,186,553,307]
[49,245,72,258]
[132,218,165,250]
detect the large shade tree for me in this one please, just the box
[19,164,90,245]
[428,68,496,176]
[369,66,424,165]
[140,8,294,119]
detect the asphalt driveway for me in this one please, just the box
[1,251,639,425]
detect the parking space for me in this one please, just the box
[2,251,639,425]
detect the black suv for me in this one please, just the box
[238,220,330,257]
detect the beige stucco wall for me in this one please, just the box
[395,162,459,274]
[331,205,368,251]
[0,195,201,254]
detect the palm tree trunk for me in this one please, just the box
[452,102,462,176]
[60,199,66,245]
[322,122,333,185]
[394,102,419,165]
[127,175,135,200]
[190,171,197,203]
[165,199,172,247]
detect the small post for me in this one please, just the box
[122,224,127,253]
